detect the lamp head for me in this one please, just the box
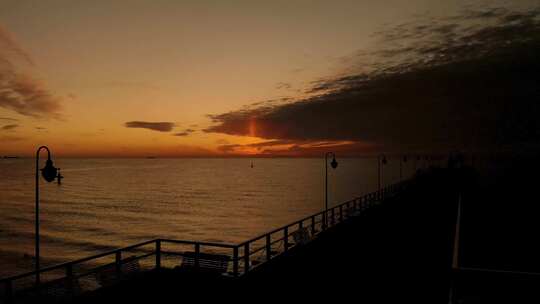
[382,155,387,165]
[41,158,58,182]
[330,156,338,169]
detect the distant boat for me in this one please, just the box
[2,156,19,159]
[146,156,157,159]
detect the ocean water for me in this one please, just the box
[0,157,413,278]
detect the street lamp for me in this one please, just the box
[35,146,59,286]
[378,154,387,194]
[324,152,338,229]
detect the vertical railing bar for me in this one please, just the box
[244,243,250,274]
[66,263,73,297]
[194,243,200,269]
[155,240,161,270]
[233,247,239,277]
[115,250,122,279]
[266,234,271,262]
[5,280,12,304]
[284,227,289,251]
[311,216,315,235]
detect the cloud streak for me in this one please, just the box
[205,6,540,153]
[0,25,62,118]
[173,129,195,137]
[125,121,175,132]
[1,124,18,130]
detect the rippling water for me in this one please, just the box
[0,157,412,277]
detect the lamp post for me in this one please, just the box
[378,154,387,195]
[35,146,59,286]
[324,152,338,229]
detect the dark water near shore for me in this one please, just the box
[0,157,417,277]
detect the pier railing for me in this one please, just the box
[0,181,408,303]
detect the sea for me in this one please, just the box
[0,157,414,278]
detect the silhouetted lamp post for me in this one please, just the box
[378,154,387,194]
[35,146,59,286]
[324,152,338,229]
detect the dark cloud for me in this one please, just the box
[0,26,62,118]
[172,128,195,137]
[0,73,63,118]
[1,124,18,130]
[205,6,540,153]
[125,121,175,132]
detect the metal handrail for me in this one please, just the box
[235,181,408,275]
[0,239,159,283]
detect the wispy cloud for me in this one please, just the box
[0,25,62,118]
[1,124,18,130]
[0,26,34,66]
[217,139,376,156]
[172,128,196,137]
[205,6,540,153]
[125,121,175,132]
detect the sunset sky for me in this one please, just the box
[1,0,539,157]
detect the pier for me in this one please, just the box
[1,176,407,303]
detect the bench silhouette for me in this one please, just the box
[178,252,231,275]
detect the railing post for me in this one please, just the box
[311,216,315,235]
[194,243,200,269]
[244,243,250,274]
[266,234,271,262]
[65,263,73,297]
[339,205,343,222]
[284,227,289,251]
[331,209,335,226]
[155,240,161,270]
[5,280,12,304]
[115,250,122,279]
[233,247,239,277]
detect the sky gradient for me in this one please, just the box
[1,0,539,157]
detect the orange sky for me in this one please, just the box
[1,0,536,157]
